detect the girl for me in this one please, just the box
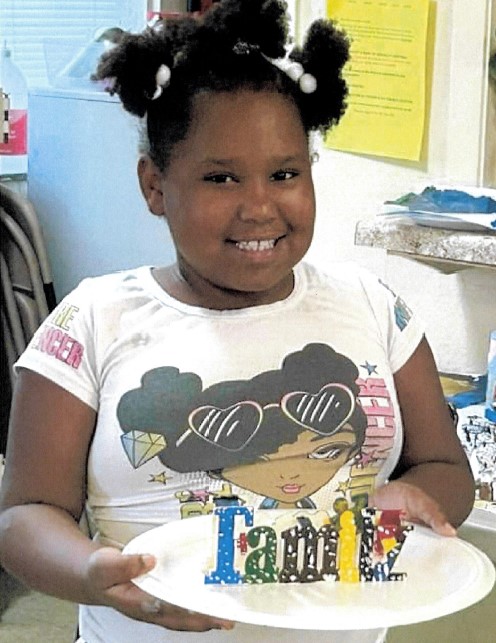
[0,1,474,642]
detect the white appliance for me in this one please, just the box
[27,87,176,300]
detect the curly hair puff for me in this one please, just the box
[93,0,349,172]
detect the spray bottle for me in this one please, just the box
[0,41,28,176]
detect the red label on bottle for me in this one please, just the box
[0,109,27,155]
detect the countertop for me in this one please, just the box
[355,217,496,271]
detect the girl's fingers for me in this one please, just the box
[86,547,236,632]
[87,547,156,589]
[370,482,457,536]
[404,501,457,536]
[140,600,235,631]
[109,588,235,631]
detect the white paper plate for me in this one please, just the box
[382,209,496,232]
[123,514,495,630]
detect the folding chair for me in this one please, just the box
[0,208,50,325]
[0,183,56,313]
[0,183,57,452]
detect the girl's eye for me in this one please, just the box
[271,170,298,182]
[204,173,237,184]
[308,444,346,461]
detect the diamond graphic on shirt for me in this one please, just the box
[121,431,167,468]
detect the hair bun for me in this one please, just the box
[202,0,288,58]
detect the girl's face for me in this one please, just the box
[142,90,315,309]
[221,428,358,508]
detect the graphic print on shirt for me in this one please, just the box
[31,302,84,369]
[117,343,398,514]
[378,279,413,331]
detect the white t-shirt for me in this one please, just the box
[16,261,424,643]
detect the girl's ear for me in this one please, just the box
[137,156,165,216]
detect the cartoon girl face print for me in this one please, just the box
[117,343,369,507]
[221,426,358,508]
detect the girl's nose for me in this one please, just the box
[238,183,276,223]
[280,472,300,480]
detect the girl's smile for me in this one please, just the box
[139,90,316,309]
[280,483,304,494]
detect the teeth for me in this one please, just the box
[236,239,276,251]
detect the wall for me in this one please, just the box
[484,3,496,187]
[16,0,496,374]
[299,0,496,374]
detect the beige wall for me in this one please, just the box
[298,0,496,374]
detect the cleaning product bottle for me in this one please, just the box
[485,330,496,422]
[0,41,28,176]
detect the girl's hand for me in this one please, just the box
[85,547,235,632]
[369,480,457,537]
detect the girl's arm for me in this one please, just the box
[370,337,475,533]
[0,368,100,600]
[0,369,233,631]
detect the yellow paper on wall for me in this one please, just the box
[325,0,430,161]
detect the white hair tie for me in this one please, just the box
[231,41,317,94]
[151,64,172,100]
[261,53,317,94]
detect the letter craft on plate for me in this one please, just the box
[204,505,254,584]
[204,507,412,585]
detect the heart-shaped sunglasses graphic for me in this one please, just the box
[178,384,354,451]
[182,401,263,451]
[281,383,355,434]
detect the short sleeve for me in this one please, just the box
[14,279,100,410]
[358,270,425,374]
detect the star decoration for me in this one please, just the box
[358,452,375,466]
[149,471,171,485]
[337,479,350,493]
[190,489,211,503]
[361,361,378,375]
